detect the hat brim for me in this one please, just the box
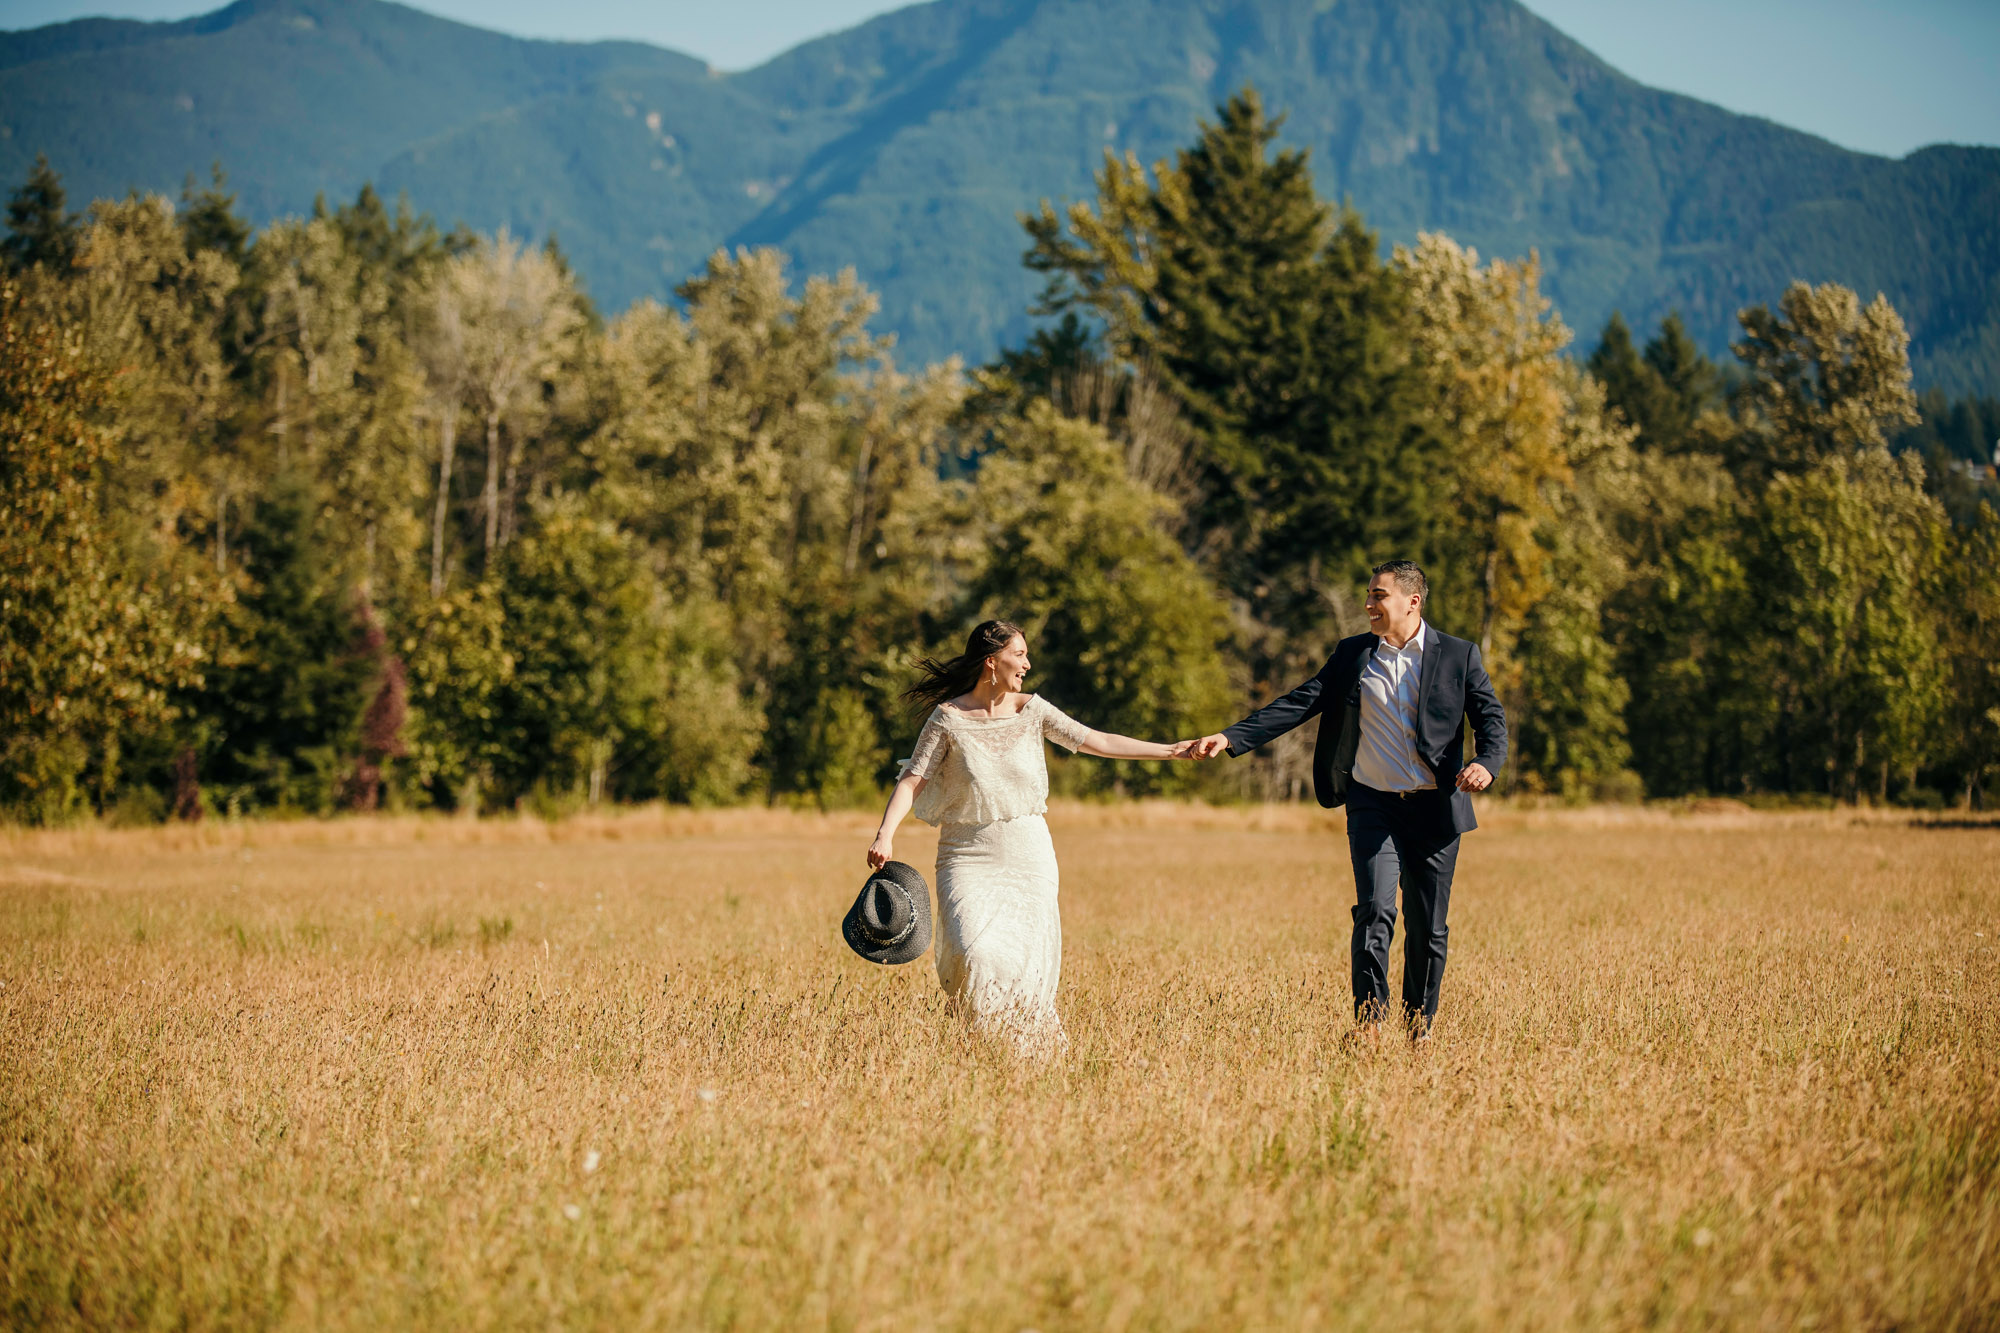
[842,861,932,965]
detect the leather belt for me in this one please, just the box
[1357,782,1435,800]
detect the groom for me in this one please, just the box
[1192,560,1508,1040]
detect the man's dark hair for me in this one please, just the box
[1372,559,1428,602]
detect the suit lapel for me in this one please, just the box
[1416,623,1443,740]
[1349,635,1379,700]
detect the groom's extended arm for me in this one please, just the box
[1213,659,1335,757]
[1464,643,1508,777]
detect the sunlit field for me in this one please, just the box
[3,803,1996,1330]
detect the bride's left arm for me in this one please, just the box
[1039,698,1194,760]
[1077,731,1196,760]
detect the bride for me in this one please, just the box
[867,619,1194,1053]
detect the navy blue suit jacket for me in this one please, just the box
[1222,627,1509,835]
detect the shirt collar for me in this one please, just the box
[1378,620,1426,657]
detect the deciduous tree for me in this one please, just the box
[1394,233,1599,660]
[414,231,583,591]
[1732,281,1920,478]
[955,403,1234,796]
[1746,450,1949,799]
[0,283,208,820]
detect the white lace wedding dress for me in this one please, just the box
[899,694,1091,1054]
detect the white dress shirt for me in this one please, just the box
[1351,621,1435,793]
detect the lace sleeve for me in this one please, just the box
[1036,696,1092,753]
[899,709,951,780]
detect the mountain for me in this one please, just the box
[3,0,1996,392]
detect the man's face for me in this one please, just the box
[1364,575,1422,638]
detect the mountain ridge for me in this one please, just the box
[2,0,1995,391]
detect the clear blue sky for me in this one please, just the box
[3,0,1994,159]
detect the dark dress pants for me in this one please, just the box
[1345,783,1461,1031]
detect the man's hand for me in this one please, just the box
[1190,733,1231,760]
[1455,763,1493,793]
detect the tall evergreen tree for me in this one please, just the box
[1586,313,1663,440]
[1640,312,1719,451]
[179,164,251,263]
[1253,209,1439,661]
[1587,310,1720,454]
[197,471,377,813]
[330,183,463,302]
[1022,87,1438,675]
[1136,90,1329,503]
[2,155,78,273]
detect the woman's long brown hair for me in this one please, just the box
[902,620,1024,713]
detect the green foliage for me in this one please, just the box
[489,511,661,805]
[960,404,1235,796]
[800,689,887,811]
[2,154,76,274]
[1894,388,2000,524]
[1936,506,2000,805]
[1585,314,1651,432]
[1899,390,2000,467]
[1395,233,1632,681]
[1743,451,1950,799]
[0,282,208,821]
[197,473,377,816]
[1606,447,1959,801]
[1587,311,1720,455]
[1730,282,1921,479]
[1604,453,1754,798]
[1021,90,1439,678]
[402,583,513,809]
[402,525,761,815]
[5,0,1997,391]
[1642,314,1723,451]
[1601,290,1976,803]
[640,597,764,806]
[1509,456,1635,798]
[179,164,250,264]
[5,108,1994,822]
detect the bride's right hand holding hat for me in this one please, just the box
[842,860,932,965]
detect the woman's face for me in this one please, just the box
[986,634,1031,692]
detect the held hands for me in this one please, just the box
[1173,734,1483,784]
[1188,733,1231,760]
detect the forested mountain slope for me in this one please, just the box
[3,0,1995,389]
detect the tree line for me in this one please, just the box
[3,89,1996,825]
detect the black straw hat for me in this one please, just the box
[842,860,932,965]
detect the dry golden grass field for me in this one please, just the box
[3,803,1997,1331]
